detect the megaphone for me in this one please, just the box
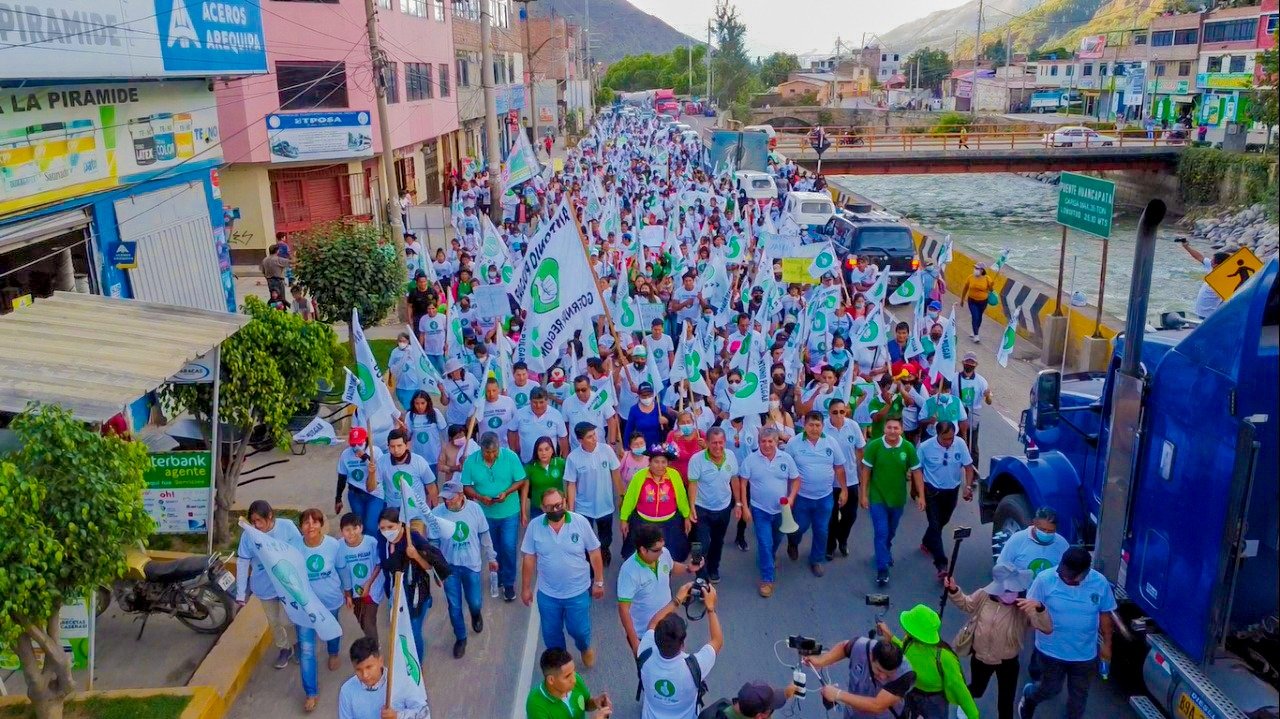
[778,498,800,534]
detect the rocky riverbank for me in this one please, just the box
[1182,204,1280,259]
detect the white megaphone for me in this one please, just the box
[778,497,800,534]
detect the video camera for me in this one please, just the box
[866,594,891,639]
[787,635,823,657]
[685,577,710,605]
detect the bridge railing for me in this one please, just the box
[773,128,1188,153]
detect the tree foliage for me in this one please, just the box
[595,85,616,108]
[711,0,758,108]
[292,221,405,328]
[1249,34,1278,150]
[601,45,708,95]
[163,296,339,542]
[905,47,953,92]
[0,405,153,719]
[758,52,801,88]
[982,42,1008,66]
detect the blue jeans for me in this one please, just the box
[788,493,835,566]
[751,506,784,583]
[347,487,384,540]
[297,608,341,698]
[536,590,592,652]
[489,514,519,591]
[409,597,431,664]
[443,566,483,640]
[869,503,905,571]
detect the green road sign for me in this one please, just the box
[1057,172,1115,239]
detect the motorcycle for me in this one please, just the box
[95,545,237,638]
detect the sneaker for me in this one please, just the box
[709,570,721,584]
[759,582,774,598]
[273,647,292,669]
[471,613,484,634]
[786,542,799,561]
[810,563,825,577]
[452,639,467,659]
[581,648,596,668]
[502,586,516,602]
[839,543,849,557]
[825,551,834,561]
[735,537,749,552]
[1018,683,1034,718]
[876,569,889,586]
[973,335,982,344]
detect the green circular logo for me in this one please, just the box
[350,468,365,483]
[306,554,324,574]
[394,470,414,491]
[452,522,471,542]
[352,563,369,579]
[1028,558,1052,577]
[488,416,502,429]
[416,431,431,444]
[735,373,759,399]
[356,363,377,402]
[655,679,676,698]
[532,259,561,314]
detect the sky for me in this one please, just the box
[629,0,970,58]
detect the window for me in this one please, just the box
[1203,18,1257,43]
[453,0,479,20]
[1050,65,1059,76]
[1208,55,1223,72]
[276,61,348,110]
[1152,30,1174,46]
[381,62,399,103]
[1229,55,1246,73]
[1267,14,1278,34]
[456,53,470,87]
[507,53,516,83]
[406,63,433,100]
[1178,61,1192,76]
[434,0,444,19]
[438,63,450,97]
[1155,62,1167,77]
[1174,28,1198,45]
[1082,63,1092,76]
[400,0,426,16]
[1133,32,1147,45]
[1066,64,1074,76]
[1100,63,1109,76]
[893,54,900,61]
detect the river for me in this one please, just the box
[832,173,1203,317]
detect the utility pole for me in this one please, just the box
[1005,25,1012,69]
[970,0,983,117]
[364,0,405,245]
[706,20,712,102]
[516,0,537,143]
[481,0,502,222]
[687,39,693,95]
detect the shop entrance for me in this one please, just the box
[0,209,96,314]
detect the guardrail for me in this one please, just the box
[774,128,1189,152]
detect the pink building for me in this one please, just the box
[215,0,459,260]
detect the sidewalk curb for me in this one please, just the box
[186,598,272,719]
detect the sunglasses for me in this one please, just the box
[542,502,565,513]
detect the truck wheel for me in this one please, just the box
[991,494,1033,560]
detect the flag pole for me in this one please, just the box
[571,200,625,355]
[385,571,404,708]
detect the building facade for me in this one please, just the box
[452,0,527,170]
[0,0,267,313]
[525,14,593,136]
[1196,4,1264,138]
[214,0,459,261]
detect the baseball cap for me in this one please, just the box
[348,427,368,447]
[962,351,978,363]
[631,345,648,358]
[736,682,787,714]
[928,300,942,310]
[638,381,655,394]
[440,480,465,499]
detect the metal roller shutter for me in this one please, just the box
[114,182,225,312]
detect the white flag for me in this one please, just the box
[808,242,839,279]
[890,271,925,306]
[404,324,445,389]
[389,577,429,709]
[931,307,959,383]
[669,323,711,396]
[865,267,890,306]
[997,308,1021,367]
[351,309,399,444]
[292,417,338,446]
[239,523,343,642]
[992,246,1011,273]
[521,201,605,371]
[730,332,769,419]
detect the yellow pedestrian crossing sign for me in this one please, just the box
[1205,247,1264,300]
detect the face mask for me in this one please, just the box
[769,400,781,410]
[452,437,466,448]
[728,382,741,392]
[640,397,655,408]
[398,341,409,350]
[544,510,566,522]
[679,424,694,436]
[1031,528,1055,545]
[832,348,847,358]
[631,447,646,456]
[772,375,785,384]
[928,311,940,320]
[380,528,400,543]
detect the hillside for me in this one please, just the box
[535,0,699,62]
[881,0,1174,57]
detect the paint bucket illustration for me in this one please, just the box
[29,122,71,188]
[0,131,41,200]
[128,117,156,166]
[174,113,194,158]
[66,119,103,181]
[150,113,176,162]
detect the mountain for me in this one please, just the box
[879,0,1168,57]
[535,0,700,63]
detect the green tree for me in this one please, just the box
[758,52,801,88]
[711,0,757,107]
[906,47,953,92]
[292,221,405,327]
[1249,33,1277,151]
[1027,47,1069,61]
[0,405,153,719]
[982,42,1008,66]
[595,85,616,108]
[163,297,339,544]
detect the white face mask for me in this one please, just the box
[769,400,781,410]
[380,528,399,543]
[398,341,409,350]
[640,397,655,408]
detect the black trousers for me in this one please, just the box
[692,505,733,576]
[587,515,614,561]
[921,485,960,569]
[969,655,1020,719]
[826,496,858,553]
[1022,650,1094,719]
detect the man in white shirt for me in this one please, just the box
[738,427,801,598]
[636,582,723,719]
[955,352,993,467]
[478,378,517,447]
[616,522,702,654]
[509,361,541,411]
[510,388,569,462]
[565,423,624,565]
[823,399,865,560]
[687,428,740,583]
[1177,239,1229,319]
[562,376,619,449]
[916,421,975,576]
[644,319,675,386]
[783,411,849,577]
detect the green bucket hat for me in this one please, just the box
[899,604,942,645]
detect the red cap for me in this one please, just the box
[348,427,368,447]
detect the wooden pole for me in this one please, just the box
[385,571,404,708]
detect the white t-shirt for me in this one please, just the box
[917,436,974,490]
[997,527,1070,578]
[645,334,676,380]
[637,630,717,719]
[687,450,738,512]
[565,444,621,518]
[376,451,435,522]
[337,445,386,498]
[1194,257,1222,319]
[510,379,541,411]
[519,512,601,599]
[514,406,568,462]
[479,395,518,444]
[617,549,675,634]
[417,313,448,355]
[954,372,990,426]
[561,392,617,450]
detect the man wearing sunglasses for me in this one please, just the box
[916,421,976,578]
[1018,546,1116,719]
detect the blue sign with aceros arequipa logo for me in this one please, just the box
[154,0,268,75]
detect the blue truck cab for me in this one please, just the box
[980,209,1278,719]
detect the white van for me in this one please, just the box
[735,170,778,204]
[783,191,835,229]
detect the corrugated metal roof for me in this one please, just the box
[0,292,249,423]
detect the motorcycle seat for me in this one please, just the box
[143,556,208,582]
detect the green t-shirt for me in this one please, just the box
[862,437,920,508]
[894,636,979,719]
[867,394,905,440]
[526,458,567,509]
[460,447,528,519]
[525,675,591,719]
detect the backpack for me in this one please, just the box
[635,647,708,710]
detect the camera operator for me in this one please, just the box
[637,582,723,719]
[802,632,914,718]
[618,523,705,654]
[701,682,794,719]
